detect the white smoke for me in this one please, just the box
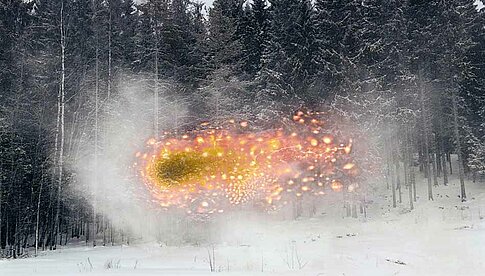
[73,73,190,241]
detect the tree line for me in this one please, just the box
[0,0,484,257]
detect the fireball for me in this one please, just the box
[135,111,358,214]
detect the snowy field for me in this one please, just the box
[2,176,485,275]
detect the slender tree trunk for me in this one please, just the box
[390,137,397,208]
[108,5,112,101]
[102,216,106,246]
[410,173,415,206]
[396,160,402,204]
[102,5,113,248]
[385,137,390,190]
[448,152,453,175]
[85,220,89,245]
[404,140,409,191]
[419,76,433,200]
[54,1,66,249]
[419,143,424,174]
[14,216,18,258]
[451,89,466,201]
[153,23,159,139]
[93,20,100,248]
[64,216,69,245]
[110,221,114,246]
[35,171,44,256]
[437,94,446,181]
[48,53,62,251]
[5,217,9,256]
[406,126,414,210]
[442,150,448,185]
[436,139,442,177]
[432,153,439,187]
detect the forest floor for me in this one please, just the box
[1,171,485,275]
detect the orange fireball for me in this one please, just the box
[135,111,358,214]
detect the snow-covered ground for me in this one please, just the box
[2,171,485,275]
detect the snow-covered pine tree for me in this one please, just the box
[163,0,201,85]
[138,0,170,138]
[207,0,244,73]
[434,0,482,201]
[260,0,319,101]
[459,5,485,180]
[238,0,270,77]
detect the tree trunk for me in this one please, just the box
[53,1,66,249]
[396,160,402,204]
[35,172,44,256]
[154,22,159,139]
[385,137,391,190]
[102,215,106,246]
[436,144,442,178]
[92,20,100,248]
[391,148,397,208]
[442,151,448,185]
[108,5,112,101]
[451,89,466,201]
[448,152,453,175]
[419,76,433,200]
[418,142,424,174]
[405,126,413,210]
[432,153,439,187]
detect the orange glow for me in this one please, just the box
[331,180,343,192]
[310,139,319,147]
[135,110,357,214]
[323,136,333,144]
[343,163,355,170]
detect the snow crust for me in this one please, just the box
[1,166,485,275]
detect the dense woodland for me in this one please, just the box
[0,0,484,258]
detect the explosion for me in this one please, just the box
[135,111,358,215]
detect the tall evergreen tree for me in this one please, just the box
[206,0,244,72]
[261,0,319,101]
[238,0,270,77]
[163,0,201,85]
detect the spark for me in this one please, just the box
[135,111,357,215]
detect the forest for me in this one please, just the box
[0,0,484,260]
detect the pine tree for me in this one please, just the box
[459,6,485,179]
[207,0,244,72]
[111,0,138,70]
[238,4,258,76]
[435,0,480,200]
[162,0,201,85]
[236,0,270,77]
[261,0,319,101]
[188,1,210,83]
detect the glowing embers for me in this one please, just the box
[136,111,358,215]
[142,130,285,213]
